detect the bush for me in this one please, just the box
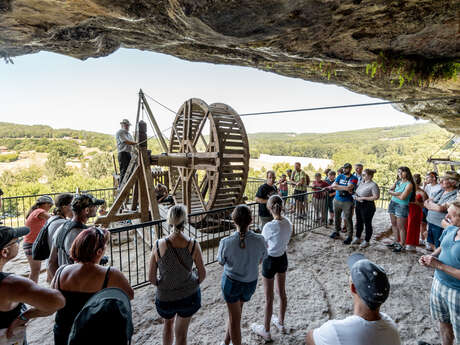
[0,153,19,162]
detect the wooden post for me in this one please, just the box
[139,90,168,152]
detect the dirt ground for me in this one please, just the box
[7,208,440,345]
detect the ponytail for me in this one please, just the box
[167,204,187,233]
[267,195,283,219]
[232,205,252,249]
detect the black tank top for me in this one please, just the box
[54,266,111,342]
[0,272,26,329]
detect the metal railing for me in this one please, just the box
[0,188,117,228]
[107,189,329,288]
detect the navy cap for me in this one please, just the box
[0,226,30,250]
[347,253,390,310]
[343,163,352,169]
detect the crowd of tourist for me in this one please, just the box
[0,160,459,345]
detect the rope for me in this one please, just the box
[143,93,177,115]
[239,96,459,117]
[428,135,456,159]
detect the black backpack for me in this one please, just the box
[31,216,62,260]
[68,288,133,345]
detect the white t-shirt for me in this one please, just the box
[262,217,292,257]
[313,313,401,345]
[425,183,442,199]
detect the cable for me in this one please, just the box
[429,135,456,159]
[143,92,177,115]
[239,96,458,117]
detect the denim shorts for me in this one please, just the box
[221,275,257,304]
[155,289,201,319]
[427,223,444,248]
[388,200,409,218]
[262,253,288,279]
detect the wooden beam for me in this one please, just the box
[95,166,140,226]
[140,148,161,239]
[140,91,168,152]
[98,212,142,223]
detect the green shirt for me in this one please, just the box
[292,170,307,191]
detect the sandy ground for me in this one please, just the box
[6,208,440,345]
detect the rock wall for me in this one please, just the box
[1,0,459,132]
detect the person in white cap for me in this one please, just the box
[116,119,137,184]
[305,253,400,345]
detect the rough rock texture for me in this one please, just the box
[1,0,459,132]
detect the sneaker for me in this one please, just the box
[359,240,369,249]
[271,315,287,334]
[250,323,272,342]
[329,231,340,239]
[385,242,396,248]
[419,239,425,245]
[343,237,352,245]
[392,243,405,253]
[425,243,432,251]
[406,245,416,252]
[351,237,361,245]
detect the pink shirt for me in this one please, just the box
[24,208,47,243]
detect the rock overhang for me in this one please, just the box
[1,0,459,132]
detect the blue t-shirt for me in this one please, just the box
[334,174,358,202]
[391,181,412,206]
[435,225,460,290]
[217,230,267,283]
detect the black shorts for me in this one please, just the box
[293,189,306,202]
[262,253,288,279]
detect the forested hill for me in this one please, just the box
[248,123,450,159]
[0,122,115,152]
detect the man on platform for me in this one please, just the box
[116,119,137,184]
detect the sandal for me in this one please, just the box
[250,323,272,342]
[271,315,287,334]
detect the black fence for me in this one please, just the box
[107,190,329,289]
[0,188,117,228]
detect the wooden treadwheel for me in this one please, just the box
[168,98,249,217]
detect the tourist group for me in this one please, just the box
[0,162,459,345]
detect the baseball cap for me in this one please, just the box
[343,163,352,169]
[0,226,30,250]
[36,195,54,205]
[71,194,105,212]
[347,253,390,310]
[120,119,131,126]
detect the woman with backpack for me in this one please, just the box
[51,227,134,345]
[23,195,53,282]
[43,194,74,282]
[218,205,267,345]
[251,195,292,342]
[149,205,206,345]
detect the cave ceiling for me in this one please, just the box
[1,0,459,133]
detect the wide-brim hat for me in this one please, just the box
[0,226,30,249]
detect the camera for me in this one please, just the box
[339,190,350,198]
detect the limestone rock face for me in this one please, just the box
[1,0,459,132]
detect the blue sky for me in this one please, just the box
[0,48,424,136]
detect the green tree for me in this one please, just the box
[45,150,69,179]
[87,153,113,179]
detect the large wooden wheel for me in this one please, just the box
[167,98,249,216]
